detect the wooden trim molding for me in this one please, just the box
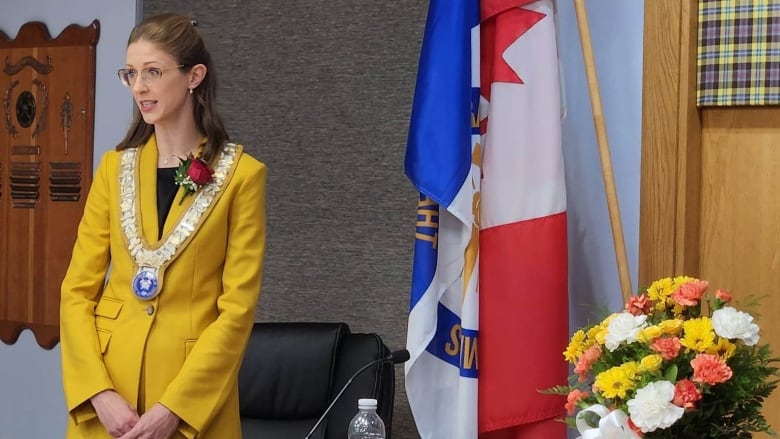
[639,0,702,286]
[0,321,58,349]
[0,20,100,48]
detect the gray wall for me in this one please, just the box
[0,0,645,438]
[140,1,425,436]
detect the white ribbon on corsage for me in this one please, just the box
[576,405,641,439]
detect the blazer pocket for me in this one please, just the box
[95,297,123,319]
[185,339,198,358]
[96,328,112,354]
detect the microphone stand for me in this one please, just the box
[303,350,409,439]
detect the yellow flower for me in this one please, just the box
[587,324,602,341]
[671,302,687,317]
[659,319,684,335]
[637,325,663,343]
[564,329,587,363]
[594,365,637,399]
[639,354,664,373]
[707,338,737,360]
[580,323,606,350]
[621,361,640,380]
[672,275,696,287]
[646,276,696,311]
[595,327,610,346]
[647,278,673,311]
[681,317,715,352]
[646,277,672,300]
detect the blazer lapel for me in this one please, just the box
[138,135,161,244]
[162,182,193,238]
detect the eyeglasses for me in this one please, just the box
[117,64,185,87]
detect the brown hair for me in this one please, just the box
[115,13,228,164]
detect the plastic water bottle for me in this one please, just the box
[347,398,386,439]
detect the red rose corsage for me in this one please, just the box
[174,154,215,204]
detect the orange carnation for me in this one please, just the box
[626,294,650,316]
[574,344,602,382]
[715,289,733,303]
[691,353,733,385]
[672,280,709,306]
[673,379,702,409]
[565,389,589,415]
[651,336,682,361]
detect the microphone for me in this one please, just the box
[303,349,410,439]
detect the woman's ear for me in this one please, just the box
[188,64,207,90]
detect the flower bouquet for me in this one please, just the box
[550,276,779,438]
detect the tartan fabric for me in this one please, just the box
[697,0,780,106]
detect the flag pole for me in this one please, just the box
[573,0,633,303]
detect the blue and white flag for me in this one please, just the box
[404,0,481,437]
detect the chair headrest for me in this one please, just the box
[238,322,350,419]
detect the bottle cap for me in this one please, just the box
[358,398,378,409]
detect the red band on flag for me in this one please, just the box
[478,212,568,433]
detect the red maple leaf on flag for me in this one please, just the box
[480,0,547,99]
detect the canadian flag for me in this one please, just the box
[478,0,569,437]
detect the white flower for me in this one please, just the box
[712,307,760,346]
[605,312,647,351]
[627,381,684,433]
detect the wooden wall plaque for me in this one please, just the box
[0,20,99,349]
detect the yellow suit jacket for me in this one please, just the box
[60,135,266,438]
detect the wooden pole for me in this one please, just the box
[573,0,633,303]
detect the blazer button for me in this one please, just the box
[146,305,155,315]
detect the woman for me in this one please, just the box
[60,13,266,439]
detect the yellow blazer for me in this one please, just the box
[60,135,266,438]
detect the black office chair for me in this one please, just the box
[238,322,395,438]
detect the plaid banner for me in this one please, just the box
[698,0,780,106]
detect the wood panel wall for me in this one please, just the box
[642,1,780,435]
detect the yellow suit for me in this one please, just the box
[60,135,266,438]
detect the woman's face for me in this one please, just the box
[124,39,191,127]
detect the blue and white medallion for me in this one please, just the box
[132,267,159,300]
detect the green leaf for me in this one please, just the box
[577,410,601,429]
[663,363,678,382]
